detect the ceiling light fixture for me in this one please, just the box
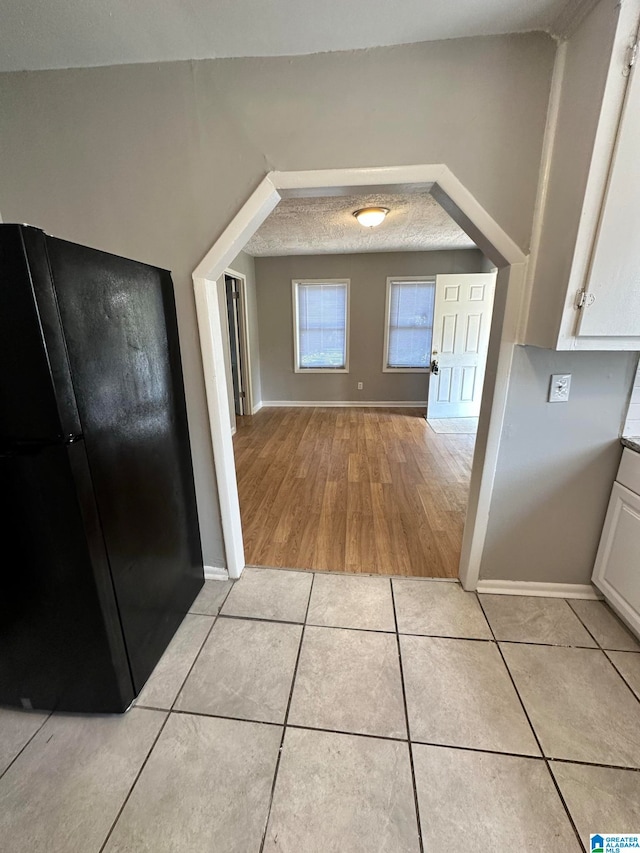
[353,207,389,228]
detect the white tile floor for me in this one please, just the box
[2,568,640,852]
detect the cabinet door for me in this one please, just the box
[578,54,640,338]
[592,482,640,636]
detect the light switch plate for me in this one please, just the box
[549,374,572,403]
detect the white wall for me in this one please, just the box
[255,249,487,403]
[0,34,555,566]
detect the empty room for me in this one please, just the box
[220,192,497,577]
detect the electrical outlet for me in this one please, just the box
[549,374,571,403]
[357,382,364,390]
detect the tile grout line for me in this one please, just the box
[110,581,230,718]
[97,710,171,853]
[206,610,610,650]
[97,585,234,853]
[565,599,605,650]
[170,578,236,710]
[168,607,225,714]
[599,649,640,708]
[390,577,425,853]
[186,579,235,618]
[566,600,640,710]
[132,708,640,771]
[258,571,316,853]
[151,582,640,756]
[567,598,640,658]
[474,593,587,853]
[545,754,640,774]
[216,612,310,628]
[404,739,640,772]
[604,648,640,655]
[0,710,52,783]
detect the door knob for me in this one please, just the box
[431,358,439,375]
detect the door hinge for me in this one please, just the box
[576,289,596,309]
[231,291,240,299]
[624,40,638,76]
[239,391,246,398]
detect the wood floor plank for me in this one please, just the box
[314,479,348,571]
[232,406,475,578]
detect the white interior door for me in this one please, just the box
[427,273,496,419]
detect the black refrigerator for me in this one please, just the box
[0,225,204,713]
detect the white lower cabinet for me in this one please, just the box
[593,451,640,637]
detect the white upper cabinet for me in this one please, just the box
[578,51,640,339]
[524,0,640,351]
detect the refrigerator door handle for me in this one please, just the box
[64,433,84,445]
[0,434,84,457]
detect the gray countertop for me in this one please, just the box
[622,436,640,454]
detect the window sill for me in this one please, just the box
[294,367,350,374]
[382,367,431,374]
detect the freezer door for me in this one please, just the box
[46,237,203,692]
[0,441,134,712]
[0,225,82,443]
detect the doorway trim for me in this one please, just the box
[224,267,254,420]
[193,165,527,582]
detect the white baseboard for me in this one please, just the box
[204,565,230,581]
[251,401,263,414]
[476,579,603,600]
[261,400,427,408]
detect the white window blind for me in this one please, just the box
[296,281,348,369]
[386,279,435,368]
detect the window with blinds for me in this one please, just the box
[385,278,435,369]
[294,280,349,371]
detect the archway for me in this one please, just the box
[192,165,527,586]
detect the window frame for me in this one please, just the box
[382,276,435,374]
[292,278,351,374]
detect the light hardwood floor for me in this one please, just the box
[232,407,475,578]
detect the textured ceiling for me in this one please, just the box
[0,0,578,72]
[244,193,477,257]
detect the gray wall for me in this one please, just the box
[255,249,487,402]
[0,34,555,567]
[479,346,638,584]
